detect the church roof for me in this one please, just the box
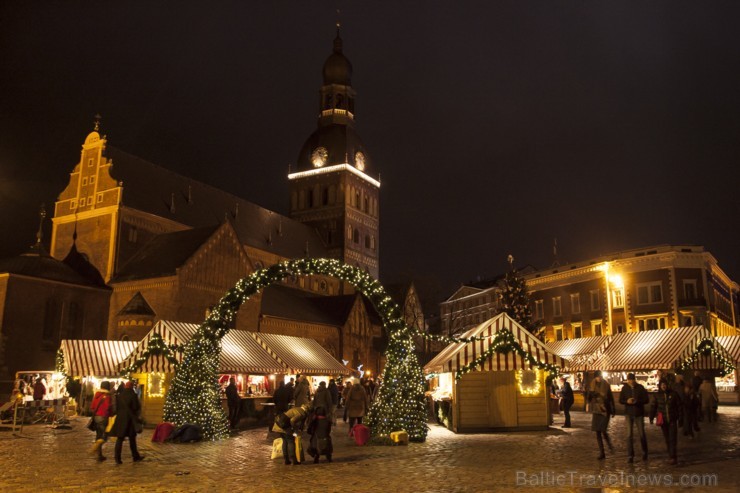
[117,291,156,316]
[0,247,110,289]
[62,243,107,287]
[105,147,328,260]
[111,224,220,282]
[260,284,356,326]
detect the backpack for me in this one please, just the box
[275,412,290,430]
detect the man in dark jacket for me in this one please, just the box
[619,372,649,463]
[112,381,144,464]
[272,381,292,414]
[558,377,575,428]
[225,377,240,430]
[650,379,682,465]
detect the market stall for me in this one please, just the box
[59,339,138,412]
[118,321,288,424]
[424,313,568,433]
[583,326,735,412]
[715,335,740,404]
[547,336,612,411]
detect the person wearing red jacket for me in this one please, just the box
[90,381,114,462]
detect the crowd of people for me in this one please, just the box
[551,370,722,465]
[269,375,379,465]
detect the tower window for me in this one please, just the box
[364,197,369,213]
[88,159,94,167]
[347,225,352,240]
[353,229,359,244]
[82,177,88,186]
[355,191,361,208]
[365,235,370,248]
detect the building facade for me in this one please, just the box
[525,245,739,341]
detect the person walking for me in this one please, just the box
[559,377,574,428]
[698,378,719,423]
[293,376,311,408]
[273,403,310,465]
[328,379,339,424]
[691,371,704,422]
[312,381,334,421]
[341,381,353,422]
[650,379,682,465]
[111,381,144,464]
[345,380,370,435]
[619,372,649,462]
[682,383,700,438]
[90,381,114,462]
[308,406,333,463]
[587,370,615,460]
[225,377,240,430]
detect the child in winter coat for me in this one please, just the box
[307,406,333,463]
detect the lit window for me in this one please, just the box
[613,288,624,308]
[534,300,544,320]
[555,326,564,341]
[82,177,88,186]
[592,322,602,336]
[553,297,562,317]
[636,282,663,305]
[570,293,581,314]
[590,290,599,311]
[638,317,666,331]
[573,324,582,338]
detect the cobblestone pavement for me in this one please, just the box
[1,407,739,493]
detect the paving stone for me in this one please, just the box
[0,407,738,492]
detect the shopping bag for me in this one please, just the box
[656,411,664,426]
[352,424,370,446]
[105,415,116,433]
[295,435,304,463]
[271,438,283,459]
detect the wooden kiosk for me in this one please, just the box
[425,313,567,432]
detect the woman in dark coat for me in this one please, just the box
[111,381,144,464]
[559,377,575,428]
[651,379,682,464]
[308,406,333,463]
[587,371,615,460]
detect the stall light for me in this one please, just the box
[366,370,372,376]
[237,375,243,381]
[269,374,276,380]
[602,372,609,378]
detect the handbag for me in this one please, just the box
[294,435,304,463]
[135,418,144,434]
[270,438,283,460]
[87,417,96,432]
[656,411,664,426]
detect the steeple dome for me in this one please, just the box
[322,30,352,85]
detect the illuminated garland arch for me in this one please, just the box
[119,332,184,377]
[678,339,736,376]
[163,258,428,441]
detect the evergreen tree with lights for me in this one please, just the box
[498,255,544,340]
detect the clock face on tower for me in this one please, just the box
[311,147,328,168]
[355,151,366,171]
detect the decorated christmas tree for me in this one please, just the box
[499,255,544,339]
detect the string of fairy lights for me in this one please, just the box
[119,332,183,377]
[163,258,429,441]
[678,338,736,376]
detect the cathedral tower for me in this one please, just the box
[289,28,380,281]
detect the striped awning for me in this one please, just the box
[716,336,740,366]
[424,313,569,374]
[220,331,287,374]
[118,320,199,373]
[61,340,138,378]
[249,332,352,376]
[589,326,733,371]
[547,336,612,372]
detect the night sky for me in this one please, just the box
[2,1,739,301]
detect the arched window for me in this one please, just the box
[365,235,371,248]
[364,197,369,213]
[347,225,353,240]
[335,93,344,109]
[353,229,360,243]
[370,235,376,250]
[355,191,361,209]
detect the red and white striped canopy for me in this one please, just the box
[589,326,732,371]
[716,336,740,366]
[249,332,352,376]
[424,313,569,374]
[61,340,138,378]
[118,320,199,373]
[547,336,612,372]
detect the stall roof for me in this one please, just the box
[716,336,740,365]
[547,336,612,372]
[589,326,732,371]
[118,321,287,374]
[250,332,352,376]
[61,340,138,378]
[424,313,568,375]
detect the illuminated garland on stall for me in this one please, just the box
[453,328,561,381]
[516,369,542,396]
[119,332,184,377]
[678,339,736,377]
[56,348,69,383]
[163,258,429,441]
